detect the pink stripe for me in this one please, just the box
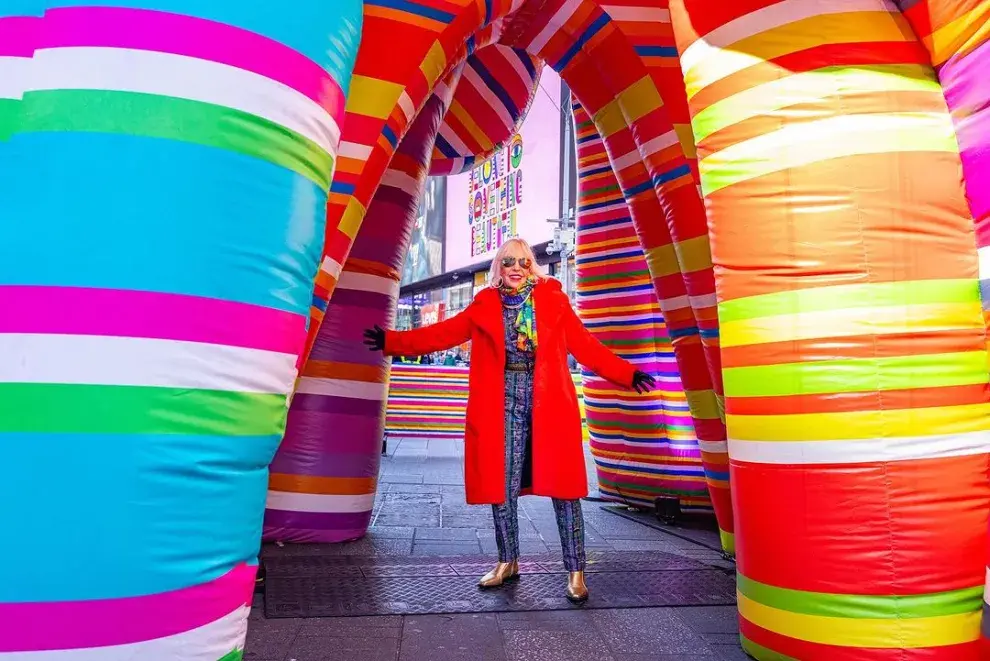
[0,286,306,355]
[0,563,254,652]
[0,17,39,57]
[40,6,344,118]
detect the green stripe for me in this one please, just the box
[0,384,287,435]
[723,351,988,397]
[217,650,243,661]
[737,574,984,619]
[693,64,941,143]
[0,98,19,141]
[14,90,332,191]
[740,636,798,661]
[718,279,978,323]
[584,183,622,196]
[578,269,652,284]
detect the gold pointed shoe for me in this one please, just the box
[566,571,589,603]
[478,560,519,588]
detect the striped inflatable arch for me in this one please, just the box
[572,98,711,513]
[0,2,361,659]
[429,44,542,176]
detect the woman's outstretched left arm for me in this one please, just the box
[562,302,638,389]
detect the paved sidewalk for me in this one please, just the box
[246,438,747,661]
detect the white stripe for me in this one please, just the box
[504,48,537,93]
[460,65,516,128]
[529,0,582,55]
[295,377,387,400]
[0,55,27,100]
[0,334,296,394]
[602,6,670,23]
[680,0,894,87]
[610,145,645,172]
[658,295,694,312]
[3,606,248,660]
[338,140,373,161]
[691,293,719,309]
[729,430,990,465]
[337,271,400,297]
[984,567,990,605]
[698,440,729,453]
[639,130,680,158]
[978,246,990,281]
[380,167,422,197]
[320,256,344,279]
[439,121,474,158]
[266,491,375,513]
[31,47,339,156]
[397,91,416,122]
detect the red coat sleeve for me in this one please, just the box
[384,306,474,357]
[562,301,637,389]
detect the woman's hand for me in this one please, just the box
[632,370,656,394]
[363,325,385,352]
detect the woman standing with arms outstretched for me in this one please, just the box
[364,238,655,602]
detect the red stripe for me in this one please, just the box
[732,454,990,594]
[740,617,981,660]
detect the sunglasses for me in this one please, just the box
[501,257,532,269]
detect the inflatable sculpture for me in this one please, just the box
[2,1,987,660]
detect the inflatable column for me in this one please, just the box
[572,101,709,512]
[264,71,461,543]
[670,1,990,658]
[0,3,359,658]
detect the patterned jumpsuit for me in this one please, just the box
[491,304,586,571]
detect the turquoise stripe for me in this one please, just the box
[0,132,325,314]
[36,0,364,88]
[0,432,279,602]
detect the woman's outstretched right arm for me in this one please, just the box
[365,307,474,357]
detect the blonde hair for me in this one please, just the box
[487,237,548,287]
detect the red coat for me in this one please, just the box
[384,279,637,504]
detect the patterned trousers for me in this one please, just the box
[492,370,586,571]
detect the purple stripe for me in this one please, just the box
[329,288,394,311]
[264,509,372,535]
[291,393,384,416]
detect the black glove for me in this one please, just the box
[363,325,385,352]
[632,370,656,394]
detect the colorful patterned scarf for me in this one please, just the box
[499,277,538,352]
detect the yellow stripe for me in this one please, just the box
[675,235,714,273]
[685,389,723,420]
[593,96,628,138]
[445,99,494,151]
[673,123,698,160]
[420,40,447,88]
[603,468,707,482]
[337,197,367,240]
[692,64,940,141]
[579,235,642,251]
[644,243,684,278]
[617,76,664,125]
[684,11,914,99]
[737,591,981,648]
[583,302,664,316]
[728,403,990,441]
[927,2,990,65]
[720,301,984,348]
[345,76,403,119]
[701,111,959,195]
